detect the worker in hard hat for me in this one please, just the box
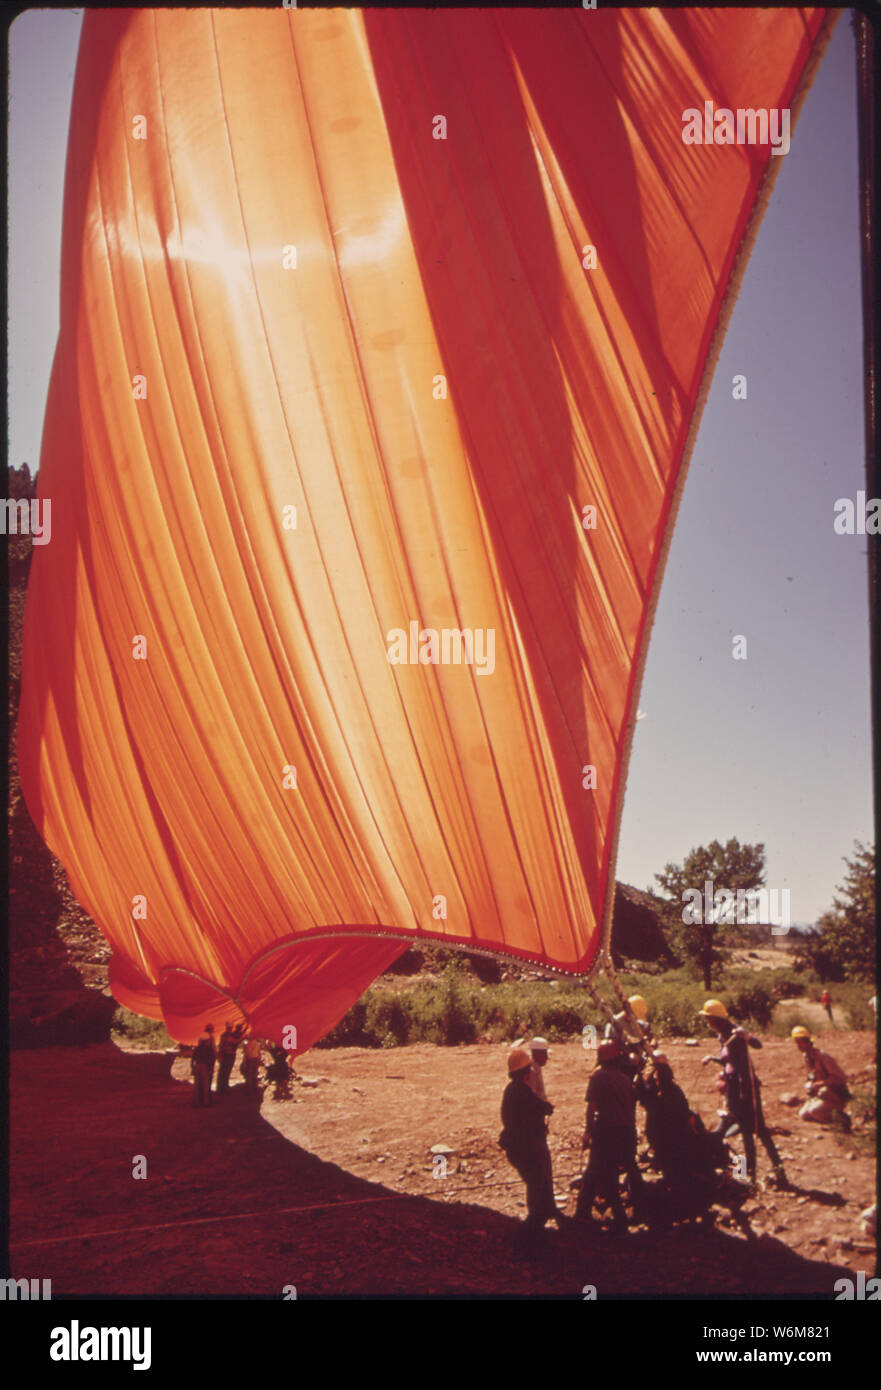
[498,1047,567,1252]
[637,1051,695,1175]
[700,1000,788,1189]
[629,995,650,1025]
[526,1037,550,1103]
[575,1038,639,1235]
[605,994,650,1047]
[791,1027,851,1130]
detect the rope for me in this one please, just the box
[597,958,657,1064]
[10,1170,593,1250]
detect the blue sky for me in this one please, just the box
[7,10,873,926]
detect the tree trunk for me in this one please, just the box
[701,931,712,990]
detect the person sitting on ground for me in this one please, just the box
[499,1047,566,1255]
[791,1027,851,1130]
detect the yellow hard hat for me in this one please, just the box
[628,995,648,1021]
[700,999,728,1019]
[507,1047,533,1075]
[791,1026,812,1041]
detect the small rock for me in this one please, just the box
[779,1093,801,1107]
[796,1197,808,1205]
[836,1237,853,1250]
[683,1039,699,1047]
[376,1156,386,1164]
[299,1077,320,1088]
[847,1152,857,1161]
[430,1143,454,1155]
[811,1236,827,1246]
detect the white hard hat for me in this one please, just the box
[530,1037,549,1052]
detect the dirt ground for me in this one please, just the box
[9,1030,875,1297]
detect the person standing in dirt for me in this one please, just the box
[820,989,834,1024]
[243,1033,262,1096]
[267,1044,292,1100]
[575,1038,638,1235]
[499,1047,566,1254]
[700,999,789,1189]
[216,1022,239,1094]
[525,1037,550,1102]
[191,1024,216,1107]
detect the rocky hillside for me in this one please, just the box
[7,464,115,1046]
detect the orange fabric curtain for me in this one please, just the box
[18,7,827,1047]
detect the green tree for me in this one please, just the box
[796,841,876,982]
[653,838,766,989]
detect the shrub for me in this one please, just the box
[111,1006,175,1051]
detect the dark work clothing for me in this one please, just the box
[578,1063,642,1228]
[192,1036,216,1068]
[576,1127,634,1229]
[638,1074,700,1179]
[500,1077,557,1238]
[713,1027,781,1178]
[714,1029,763,1124]
[501,1077,553,1159]
[585,1062,636,1130]
[217,1031,237,1093]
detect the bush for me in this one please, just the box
[313,959,876,1049]
[111,1006,175,1051]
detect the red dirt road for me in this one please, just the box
[9,1033,875,1297]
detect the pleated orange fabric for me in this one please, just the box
[18,7,827,1047]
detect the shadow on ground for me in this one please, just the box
[9,1044,856,1297]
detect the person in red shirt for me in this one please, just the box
[791,1027,851,1129]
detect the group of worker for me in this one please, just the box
[190,1021,263,1106]
[499,994,852,1253]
